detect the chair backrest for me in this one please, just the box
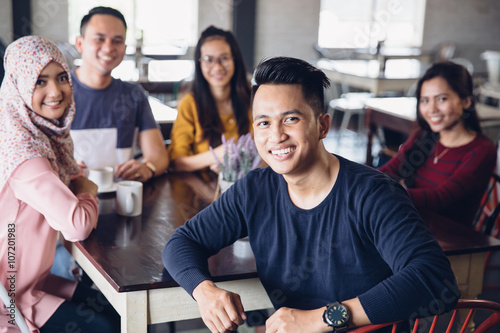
[450,58,474,75]
[434,42,458,62]
[348,299,500,333]
[474,173,500,238]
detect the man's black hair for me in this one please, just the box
[80,6,127,35]
[251,56,330,116]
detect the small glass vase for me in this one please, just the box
[218,173,235,194]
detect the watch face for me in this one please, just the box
[326,303,349,327]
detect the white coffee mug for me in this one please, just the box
[116,181,143,216]
[88,166,114,191]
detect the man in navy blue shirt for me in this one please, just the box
[163,57,459,333]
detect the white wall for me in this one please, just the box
[422,0,500,74]
[255,0,321,65]
[1,0,499,73]
[30,0,69,42]
[0,0,13,44]
[0,0,68,44]
[198,0,232,33]
[198,0,322,65]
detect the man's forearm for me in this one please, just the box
[342,297,370,328]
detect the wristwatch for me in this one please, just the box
[322,302,350,332]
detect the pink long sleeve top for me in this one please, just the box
[0,157,98,333]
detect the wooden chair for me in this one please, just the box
[434,42,458,62]
[474,173,500,290]
[474,173,500,238]
[348,299,500,333]
[450,58,474,74]
[328,92,375,141]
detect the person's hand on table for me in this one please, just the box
[76,159,87,171]
[115,159,154,183]
[71,177,98,198]
[210,163,221,174]
[192,280,246,333]
[70,161,87,179]
[265,307,330,333]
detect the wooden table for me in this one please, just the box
[364,97,500,165]
[420,210,500,302]
[420,210,500,332]
[65,172,500,333]
[148,96,177,124]
[317,58,427,95]
[364,97,417,165]
[479,82,500,106]
[148,96,177,140]
[355,47,432,62]
[65,172,273,333]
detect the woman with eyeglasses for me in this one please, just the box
[168,26,253,172]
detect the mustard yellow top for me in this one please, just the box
[169,93,253,160]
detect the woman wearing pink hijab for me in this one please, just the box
[0,36,118,332]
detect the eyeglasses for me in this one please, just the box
[199,54,233,68]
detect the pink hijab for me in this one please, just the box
[0,36,80,190]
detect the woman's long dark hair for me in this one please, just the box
[192,26,251,147]
[402,61,481,186]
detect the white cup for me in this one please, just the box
[116,181,143,216]
[88,166,114,191]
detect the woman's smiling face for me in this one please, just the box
[418,76,471,134]
[32,61,72,120]
[200,38,235,89]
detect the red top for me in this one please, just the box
[379,131,497,226]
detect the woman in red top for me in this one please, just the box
[379,61,496,226]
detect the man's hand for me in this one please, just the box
[115,159,153,182]
[192,280,246,333]
[265,307,329,333]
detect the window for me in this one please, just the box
[318,0,426,49]
[68,0,198,52]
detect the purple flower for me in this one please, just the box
[210,133,262,182]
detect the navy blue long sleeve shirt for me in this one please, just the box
[163,155,459,324]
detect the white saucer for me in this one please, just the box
[98,183,117,194]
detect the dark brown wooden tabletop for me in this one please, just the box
[76,172,257,293]
[75,172,500,294]
[420,209,500,256]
